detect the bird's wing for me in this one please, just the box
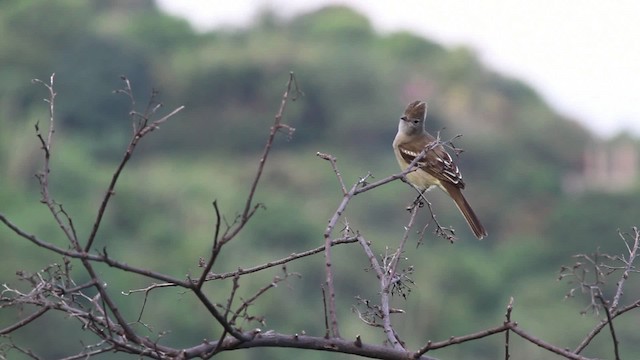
[397,141,465,189]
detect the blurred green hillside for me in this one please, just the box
[1,1,640,359]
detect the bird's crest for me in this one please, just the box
[403,100,427,120]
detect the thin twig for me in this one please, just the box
[85,79,183,252]
[596,293,620,360]
[358,236,385,280]
[323,180,362,338]
[0,215,188,285]
[196,201,223,290]
[317,152,347,195]
[322,286,330,339]
[575,298,640,354]
[509,325,592,360]
[357,235,404,350]
[57,346,115,360]
[0,307,50,335]
[80,260,143,347]
[610,227,640,311]
[414,323,511,356]
[190,289,249,342]
[0,338,43,360]
[210,273,241,356]
[207,236,358,281]
[388,205,420,282]
[225,273,241,321]
[504,297,514,360]
[240,72,299,228]
[353,206,419,348]
[409,185,456,243]
[229,272,291,326]
[32,74,80,248]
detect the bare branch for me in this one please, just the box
[196,200,223,290]
[32,74,80,248]
[0,215,189,285]
[85,78,184,252]
[322,180,364,338]
[415,322,511,356]
[322,286,330,338]
[208,236,358,281]
[574,298,640,354]
[411,188,457,243]
[388,204,420,282]
[596,293,620,360]
[357,235,404,350]
[0,337,43,360]
[0,307,50,335]
[229,268,298,327]
[240,72,299,229]
[504,297,514,360]
[509,325,593,360]
[610,227,640,311]
[317,152,347,195]
[190,289,249,342]
[57,345,115,360]
[180,331,440,360]
[353,207,420,349]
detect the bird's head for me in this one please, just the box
[398,100,427,135]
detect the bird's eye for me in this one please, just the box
[413,120,419,124]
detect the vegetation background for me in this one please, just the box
[1,1,639,359]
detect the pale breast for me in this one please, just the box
[393,146,441,191]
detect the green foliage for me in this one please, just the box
[289,6,374,42]
[546,192,640,260]
[0,2,637,359]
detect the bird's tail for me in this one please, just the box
[442,183,487,240]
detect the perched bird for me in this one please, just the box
[392,100,487,239]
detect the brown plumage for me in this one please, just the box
[393,100,487,239]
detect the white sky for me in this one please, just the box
[157,0,640,137]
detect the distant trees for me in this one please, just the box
[2,3,610,257]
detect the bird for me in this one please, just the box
[392,100,487,239]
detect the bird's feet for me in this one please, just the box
[406,195,425,211]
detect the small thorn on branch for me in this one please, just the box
[354,335,362,347]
